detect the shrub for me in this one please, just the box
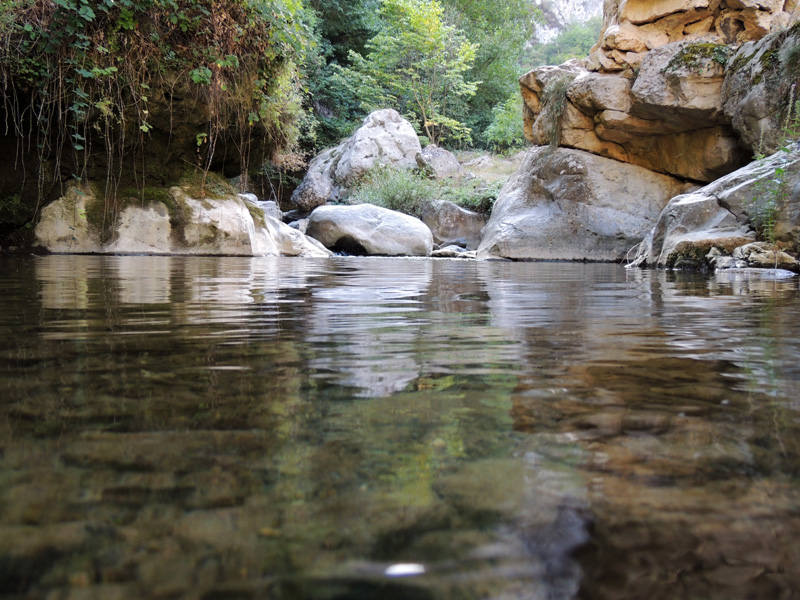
[0,0,313,197]
[348,167,433,216]
[348,166,501,216]
[484,94,526,151]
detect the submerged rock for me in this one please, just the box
[306,204,433,257]
[478,147,690,261]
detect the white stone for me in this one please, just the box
[306,204,434,256]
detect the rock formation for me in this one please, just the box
[289,109,422,211]
[630,143,800,269]
[35,184,330,258]
[306,204,434,256]
[520,1,798,183]
[478,147,691,261]
[500,0,800,264]
[420,200,487,250]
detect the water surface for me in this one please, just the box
[1,255,799,599]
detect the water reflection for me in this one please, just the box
[1,255,799,599]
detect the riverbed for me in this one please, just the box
[1,255,799,599]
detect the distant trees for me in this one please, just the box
[523,17,603,69]
[307,0,538,149]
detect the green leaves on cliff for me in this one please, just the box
[0,0,313,186]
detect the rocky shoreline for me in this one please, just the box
[16,2,800,275]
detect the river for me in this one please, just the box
[1,255,799,599]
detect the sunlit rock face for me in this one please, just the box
[478,147,691,262]
[520,0,798,183]
[522,40,748,182]
[34,185,330,258]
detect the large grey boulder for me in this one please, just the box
[477,147,690,262]
[290,109,422,211]
[420,200,487,250]
[289,148,340,211]
[416,145,462,179]
[631,145,800,269]
[306,204,433,256]
[334,109,422,186]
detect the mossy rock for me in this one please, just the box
[666,42,733,73]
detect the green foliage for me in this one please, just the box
[337,0,479,147]
[306,0,538,150]
[541,73,576,147]
[349,166,500,217]
[0,0,313,198]
[483,93,526,151]
[748,168,785,245]
[350,166,432,216]
[523,17,601,69]
[441,0,538,145]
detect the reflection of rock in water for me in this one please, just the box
[512,356,800,599]
[308,259,433,398]
[113,255,172,304]
[37,254,96,310]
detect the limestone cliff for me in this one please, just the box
[484,0,800,263]
[520,0,799,183]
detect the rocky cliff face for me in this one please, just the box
[485,0,800,263]
[521,1,799,183]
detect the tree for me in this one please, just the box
[441,0,539,144]
[348,0,479,146]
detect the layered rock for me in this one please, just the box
[522,41,749,182]
[631,144,800,269]
[477,147,691,262]
[289,109,422,211]
[306,204,434,256]
[35,185,331,258]
[592,0,796,73]
[520,2,798,184]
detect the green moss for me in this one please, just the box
[665,43,733,72]
[116,186,172,207]
[246,203,266,228]
[179,170,236,200]
[759,49,779,70]
[729,49,757,73]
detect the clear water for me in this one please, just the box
[1,255,800,600]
